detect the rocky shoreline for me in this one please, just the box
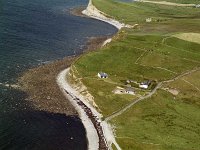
[19,0,127,149]
[55,1,127,149]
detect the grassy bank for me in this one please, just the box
[72,0,200,149]
[93,0,200,25]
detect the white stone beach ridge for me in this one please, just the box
[57,68,121,150]
[82,0,133,30]
[57,68,99,150]
[82,0,134,47]
[56,0,131,149]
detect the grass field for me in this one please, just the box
[72,0,200,149]
[112,90,200,150]
[173,33,200,44]
[139,0,200,4]
[93,0,200,24]
[163,70,200,106]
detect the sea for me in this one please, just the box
[0,0,117,149]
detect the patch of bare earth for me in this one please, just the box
[162,87,179,95]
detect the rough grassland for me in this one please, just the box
[112,90,200,150]
[141,0,200,4]
[73,0,200,149]
[93,0,200,25]
[173,33,200,44]
[163,71,200,106]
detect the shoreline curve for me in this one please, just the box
[82,0,132,30]
[57,68,121,150]
[57,0,130,149]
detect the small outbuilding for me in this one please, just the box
[195,4,200,8]
[146,18,152,23]
[125,87,135,95]
[113,87,135,95]
[98,72,108,78]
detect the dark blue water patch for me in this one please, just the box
[0,87,87,150]
[0,110,87,150]
[0,0,117,83]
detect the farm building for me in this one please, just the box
[98,72,108,78]
[139,80,151,89]
[146,18,152,22]
[125,87,135,95]
[195,4,200,8]
[113,87,135,95]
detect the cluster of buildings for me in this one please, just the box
[195,4,200,8]
[97,72,152,96]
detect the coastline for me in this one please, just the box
[57,68,100,150]
[56,1,128,149]
[82,0,135,47]
[19,0,133,149]
[57,68,121,150]
[82,0,133,30]
[55,1,200,150]
[19,57,77,115]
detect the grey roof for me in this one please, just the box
[125,87,134,92]
[98,72,108,77]
[141,80,151,85]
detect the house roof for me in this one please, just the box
[98,72,108,77]
[125,87,134,92]
[141,80,151,85]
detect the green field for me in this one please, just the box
[140,0,200,4]
[112,90,200,150]
[71,0,200,149]
[93,0,200,25]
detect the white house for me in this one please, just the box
[139,84,148,89]
[146,18,152,23]
[98,72,108,78]
[195,4,200,8]
[139,81,151,89]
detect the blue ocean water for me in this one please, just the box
[0,0,117,149]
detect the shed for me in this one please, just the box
[146,18,152,23]
[195,4,200,8]
[98,72,108,78]
[125,87,135,95]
